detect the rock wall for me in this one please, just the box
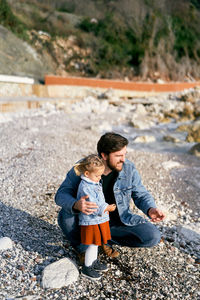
[0,25,54,82]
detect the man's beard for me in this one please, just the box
[106,158,124,172]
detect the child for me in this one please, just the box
[74,154,116,281]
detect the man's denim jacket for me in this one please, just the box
[55,159,157,226]
[77,175,109,226]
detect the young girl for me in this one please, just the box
[74,154,116,281]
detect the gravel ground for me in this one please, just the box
[0,102,200,300]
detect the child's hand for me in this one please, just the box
[107,204,116,212]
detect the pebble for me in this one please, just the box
[0,237,13,250]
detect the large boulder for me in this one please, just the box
[42,258,79,289]
[0,25,54,82]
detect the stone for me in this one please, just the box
[163,136,181,143]
[162,160,182,171]
[129,103,156,129]
[0,237,13,250]
[180,89,200,104]
[182,102,194,119]
[189,143,200,157]
[178,121,200,142]
[41,258,79,289]
[194,101,200,118]
[176,124,191,132]
[129,118,155,129]
[134,135,156,143]
[177,224,200,244]
[134,104,147,115]
[186,126,200,142]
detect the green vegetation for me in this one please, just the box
[77,3,200,78]
[78,14,145,75]
[0,0,29,40]
[171,5,200,60]
[0,0,199,79]
[190,0,200,9]
[56,2,75,14]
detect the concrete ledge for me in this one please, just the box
[0,96,81,113]
[0,74,34,84]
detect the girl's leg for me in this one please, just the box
[84,244,98,267]
[82,244,102,281]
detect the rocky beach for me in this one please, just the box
[0,87,200,299]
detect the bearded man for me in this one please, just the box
[55,132,165,261]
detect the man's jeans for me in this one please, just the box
[58,209,161,253]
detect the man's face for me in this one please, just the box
[103,146,127,172]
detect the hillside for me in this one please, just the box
[0,0,200,81]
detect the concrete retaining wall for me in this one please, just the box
[0,82,170,99]
[0,77,200,100]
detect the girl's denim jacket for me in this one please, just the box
[55,159,157,226]
[77,175,109,226]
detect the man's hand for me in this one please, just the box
[148,208,165,222]
[73,195,98,215]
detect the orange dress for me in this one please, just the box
[80,221,111,246]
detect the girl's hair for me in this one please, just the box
[74,154,104,176]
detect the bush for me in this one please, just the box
[172,15,200,60]
[0,0,29,40]
[78,13,145,74]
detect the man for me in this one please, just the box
[55,132,165,261]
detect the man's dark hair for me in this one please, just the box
[97,132,128,157]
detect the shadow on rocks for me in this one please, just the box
[0,200,65,257]
[159,224,200,260]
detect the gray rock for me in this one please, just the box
[42,258,79,289]
[162,160,182,171]
[130,118,155,129]
[177,224,200,244]
[189,143,200,157]
[134,135,156,143]
[0,237,13,250]
[0,25,53,81]
[163,135,181,143]
[134,103,147,115]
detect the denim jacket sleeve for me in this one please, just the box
[78,182,108,217]
[131,166,156,215]
[54,167,81,215]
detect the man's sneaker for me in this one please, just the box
[102,244,120,258]
[81,265,101,281]
[92,259,108,272]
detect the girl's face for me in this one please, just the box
[84,166,105,182]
